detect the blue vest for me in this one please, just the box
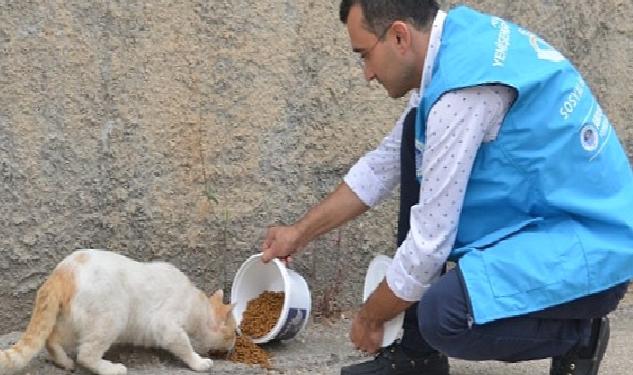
[415,6,633,324]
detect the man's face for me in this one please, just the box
[345,5,413,98]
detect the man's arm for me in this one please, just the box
[261,93,419,263]
[261,182,369,262]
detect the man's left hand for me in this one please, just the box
[349,279,414,353]
[350,311,385,353]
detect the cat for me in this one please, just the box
[0,249,236,375]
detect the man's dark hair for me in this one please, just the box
[340,0,439,36]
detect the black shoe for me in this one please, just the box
[550,317,610,375]
[340,341,449,375]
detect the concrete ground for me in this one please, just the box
[2,294,632,375]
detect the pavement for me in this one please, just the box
[1,294,631,375]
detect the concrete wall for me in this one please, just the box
[1,0,631,331]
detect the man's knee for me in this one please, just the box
[417,271,470,354]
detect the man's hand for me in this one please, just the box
[261,225,305,263]
[351,310,385,353]
[350,280,413,353]
[260,183,369,263]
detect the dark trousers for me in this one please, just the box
[396,107,629,362]
[400,270,628,361]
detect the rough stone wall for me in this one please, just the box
[0,0,631,331]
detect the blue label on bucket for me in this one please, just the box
[277,308,308,340]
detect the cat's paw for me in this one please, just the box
[190,357,213,372]
[58,358,75,371]
[48,356,75,371]
[100,363,127,375]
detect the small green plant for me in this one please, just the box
[205,186,230,303]
[205,187,219,205]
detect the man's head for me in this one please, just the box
[339,0,439,98]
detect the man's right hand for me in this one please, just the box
[261,225,305,263]
[260,182,369,263]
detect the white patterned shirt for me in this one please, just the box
[344,10,516,301]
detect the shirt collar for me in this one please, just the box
[409,10,447,106]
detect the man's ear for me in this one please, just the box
[391,21,411,50]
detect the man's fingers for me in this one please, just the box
[260,227,276,263]
[259,226,298,264]
[358,343,378,354]
[261,247,273,263]
[261,228,274,249]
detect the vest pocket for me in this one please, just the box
[450,217,543,260]
[480,218,586,298]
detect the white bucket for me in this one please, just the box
[363,255,405,347]
[230,253,312,343]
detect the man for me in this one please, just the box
[261,1,633,374]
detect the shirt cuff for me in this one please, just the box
[385,258,430,302]
[344,158,390,208]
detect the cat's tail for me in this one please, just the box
[0,265,74,372]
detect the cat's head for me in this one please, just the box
[195,289,237,353]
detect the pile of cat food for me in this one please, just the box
[240,290,284,337]
[210,290,284,369]
[226,334,271,368]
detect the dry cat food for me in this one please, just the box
[228,334,272,368]
[208,291,284,368]
[239,290,285,338]
[208,335,271,368]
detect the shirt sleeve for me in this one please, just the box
[344,92,420,207]
[386,85,516,301]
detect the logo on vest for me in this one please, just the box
[518,29,565,63]
[580,123,599,152]
[491,17,511,67]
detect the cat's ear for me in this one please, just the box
[223,303,236,321]
[210,289,224,303]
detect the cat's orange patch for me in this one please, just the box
[73,252,90,264]
[207,289,234,324]
[23,265,76,338]
[52,265,77,315]
[0,264,78,370]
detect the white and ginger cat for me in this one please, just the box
[0,249,236,375]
